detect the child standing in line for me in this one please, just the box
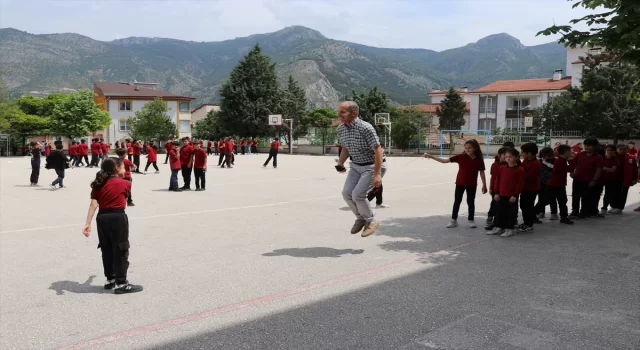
[485,147,508,230]
[193,141,208,191]
[79,139,89,166]
[251,138,258,154]
[132,140,141,173]
[116,148,136,207]
[207,140,212,155]
[425,139,487,228]
[179,137,194,189]
[612,143,638,213]
[168,141,182,192]
[82,157,143,294]
[163,139,173,164]
[535,147,558,220]
[570,138,604,219]
[487,148,525,237]
[46,143,71,189]
[518,143,541,233]
[29,142,42,186]
[601,145,620,214]
[144,142,159,174]
[546,144,574,225]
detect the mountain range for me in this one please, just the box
[0,26,566,108]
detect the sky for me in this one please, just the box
[0,0,594,51]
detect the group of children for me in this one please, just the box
[207,137,259,156]
[427,139,639,238]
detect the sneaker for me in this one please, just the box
[351,219,366,234]
[127,202,135,207]
[114,282,143,294]
[49,184,57,190]
[610,209,622,214]
[361,220,379,237]
[487,227,504,235]
[537,213,545,219]
[518,225,533,233]
[155,171,160,174]
[560,218,574,225]
[549,214,559,220]
[195,188,201,191]
[446,220,458,228]
[104,279,116,290]
[375,204,390,209]
[634,207,640,212]
[484,224,494,230]
[575,215,588,220]
[468,220,477,228]
[485,217,494,225]
[533,218,543,224]
[501,229,516,237]
[607,208,616,214]
[568,212,578,220]
[598,209,607,215]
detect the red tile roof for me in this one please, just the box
[403,102,470,113]
[471,77,571,93]
[429,89,468,95]
[94,82,195,100]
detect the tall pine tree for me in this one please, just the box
[279,75,308,146]
[436,87,467,154]
[218,44,281,137]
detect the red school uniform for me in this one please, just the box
[622,154,639,187]
[489,161,506,193]
[522,159,541,192]
[102,142,110,156]
[213,141,218,149]
[180,144,194,165]
[547,158,571,187]
[169,148,181,170]
[132,142,141,156]
[241,139,246,147]
[45,145,51,156]
[449,153,486,187]
[573,152,604,183]
[164,142,172,154]
[270,140,280,149]
[122,158,134,179]
[90,177,131,209]
[207,141,212,148]
[495,165,525,197]
[146,146,157,162]
[69,144,77,156]
[91,142,101,155]
[602,157,619,182]
[79,142,88,155]
[193,148,207,168]
[127,142,133,155]
[225,141,234,153]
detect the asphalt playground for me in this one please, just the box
[0,153,638,349]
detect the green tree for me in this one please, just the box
[218,44,281,138]
[193,110,223,141]
[390,107,426,151]
[129,97,177,142]
[436,87,467,154]
[349,87,389,125]
[0,70,8,105]
[49,89,111,139]
[303,108,336,154]
[532,89,583,136]
[537,1,640,64]
[279,75,308,146]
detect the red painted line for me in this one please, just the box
[55,238,487,350]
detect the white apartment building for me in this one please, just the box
[468,45,602,133]
[94,81,196,143]
[191,104,221,125]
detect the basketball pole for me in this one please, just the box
[284,118,293,154]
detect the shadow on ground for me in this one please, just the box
[49,275,110,295]
[262,247,364,258]
[152,213,640,349]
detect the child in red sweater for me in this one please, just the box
[601,145,619,214]
[570,138,604,219]
[612,143,639,213]
[518,143,541,233]
[546,145,574,225]
[485,147,508,230]
[488,148,524,237]
[425,139,487,228]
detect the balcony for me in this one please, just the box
[505,107,537,119]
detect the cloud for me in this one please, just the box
[0,0,596,50]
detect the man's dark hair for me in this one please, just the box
[583,138,599,146]
[274,137,279,141]
[557,144,571,154]
[505,148,520,158]
[520,142,538,155]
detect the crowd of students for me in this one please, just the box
[426,139,639,237]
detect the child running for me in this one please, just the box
[82,157,143,294]
[144,141,159,174]
[424,139,487,228]
[487,148,525,237]
[116,148,136,207]
[193,141,207,191]
[546,144,574,225]
[46,143,71,189]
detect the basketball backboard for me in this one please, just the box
[268,114,282,126]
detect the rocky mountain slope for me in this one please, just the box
[0,26,565,107]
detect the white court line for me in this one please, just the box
[0,181,453,234]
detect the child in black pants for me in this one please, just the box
[485,147,508,230]
[535,147,558,220]
[193,141,207,191]
[569,138,604,219]
[29,142,42,186]
[546,145,574,225]
[518,142,541,233]
[601,144,619,214]
[82,157,142,294]
[46,143,70,189]
[488,148,524,237]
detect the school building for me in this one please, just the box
[93,81,196,144]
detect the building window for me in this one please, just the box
[479,118,494,131]
[479,96,497,113]
[511,98,530,110]
[179,101,190,113]
[119,119,130,131]
[179,120,190,133]
[119,100,132,111]
[505,118,523,131]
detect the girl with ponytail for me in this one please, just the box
[82,157,143,294]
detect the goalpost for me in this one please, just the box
[439,129,491,159]
[375,113,391,153]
